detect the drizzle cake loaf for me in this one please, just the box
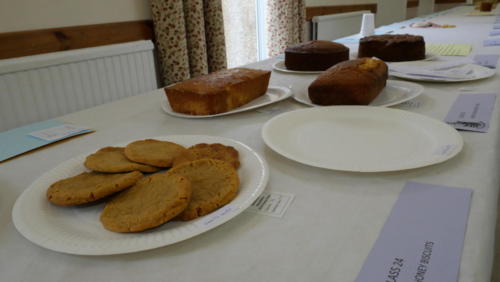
[358,34,425,62]
[285,40,349,71]
[165,68,271,115]
[308,58,388,105]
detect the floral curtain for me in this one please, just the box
[266,0,306,57]
[151,0,227,85]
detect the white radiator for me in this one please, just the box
[0,40,158,131]
[311,10,370,41]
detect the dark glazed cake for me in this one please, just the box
[308,58,388,106]
[358,34,425,62]
[284,40,349,71]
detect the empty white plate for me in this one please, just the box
[262,106,463,172]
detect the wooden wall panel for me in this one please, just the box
[306,4,377,21]
[0,20,154,60]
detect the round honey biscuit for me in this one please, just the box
[84,147,160,173]
[172,143,240,169]
[124,139,186,167]
[168,158,239,221]
[100,172,192,232]
[46,171,143,206]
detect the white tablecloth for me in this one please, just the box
[1,5,499,282]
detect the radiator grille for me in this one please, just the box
[0,40,158,131]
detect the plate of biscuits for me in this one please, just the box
[12,135,269,255]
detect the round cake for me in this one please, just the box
[357,34,425,62]
[284,40,349,71]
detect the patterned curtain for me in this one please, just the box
[266,0,306,57]
[151,0,227,85]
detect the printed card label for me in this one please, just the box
[473,54,500,68]
[29,123,91,141]
[490,30,500,36]
[355,181,472,282]
[483,38,500,46]
[246,191,294,218]
[444,93,496,132]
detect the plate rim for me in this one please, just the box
[272,60,324,74]
[293,79,424,107]
[12,135,269,255]
[261,106,463,172]
[389,63,496,82]
[160,85,292,118]
[350,52,438,62]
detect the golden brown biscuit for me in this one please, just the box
[168,158,239,221]
[172,143,240,169]
[46,171,143,206]
[124,139,186,167]
[100,172,192,232]
[84,147,160,173]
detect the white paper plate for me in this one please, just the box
[262,107,463,172]
[389,64,496,82]
[272,60,324,74]
[161,86,292,118]
[12,135,269,255]
[293,80,424,107]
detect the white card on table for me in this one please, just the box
[246,191,294,218]
[355,181,472,282]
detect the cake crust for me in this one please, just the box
[165,68,271,115]
[358,34,425,62]
[285,40,349,71]
[308,58,388,105]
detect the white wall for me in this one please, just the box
[376,0,407,26]
[0,0,152,33]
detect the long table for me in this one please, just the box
[1,5,499,282]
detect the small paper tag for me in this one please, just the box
[489,30,500,36]
[29,123,91,141]
[493,24,500,29]
[195,204,238,228]
[355,181,472,282]
[246,191,294,218]
[483,38,500,46]
[444,93,496,132]
[473,54,500,68]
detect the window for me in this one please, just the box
[222,0,268,68]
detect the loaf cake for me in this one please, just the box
[285,40,349,71]
[358,34,425,62]
[165,68,271,115]
[308,58,388,105]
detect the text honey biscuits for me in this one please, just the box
[168,158,239,221]
[173,143,240,169]
[124,139,186,167]
[100,172,192,232]
[84,147,160,173]
[46,171,143,206]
